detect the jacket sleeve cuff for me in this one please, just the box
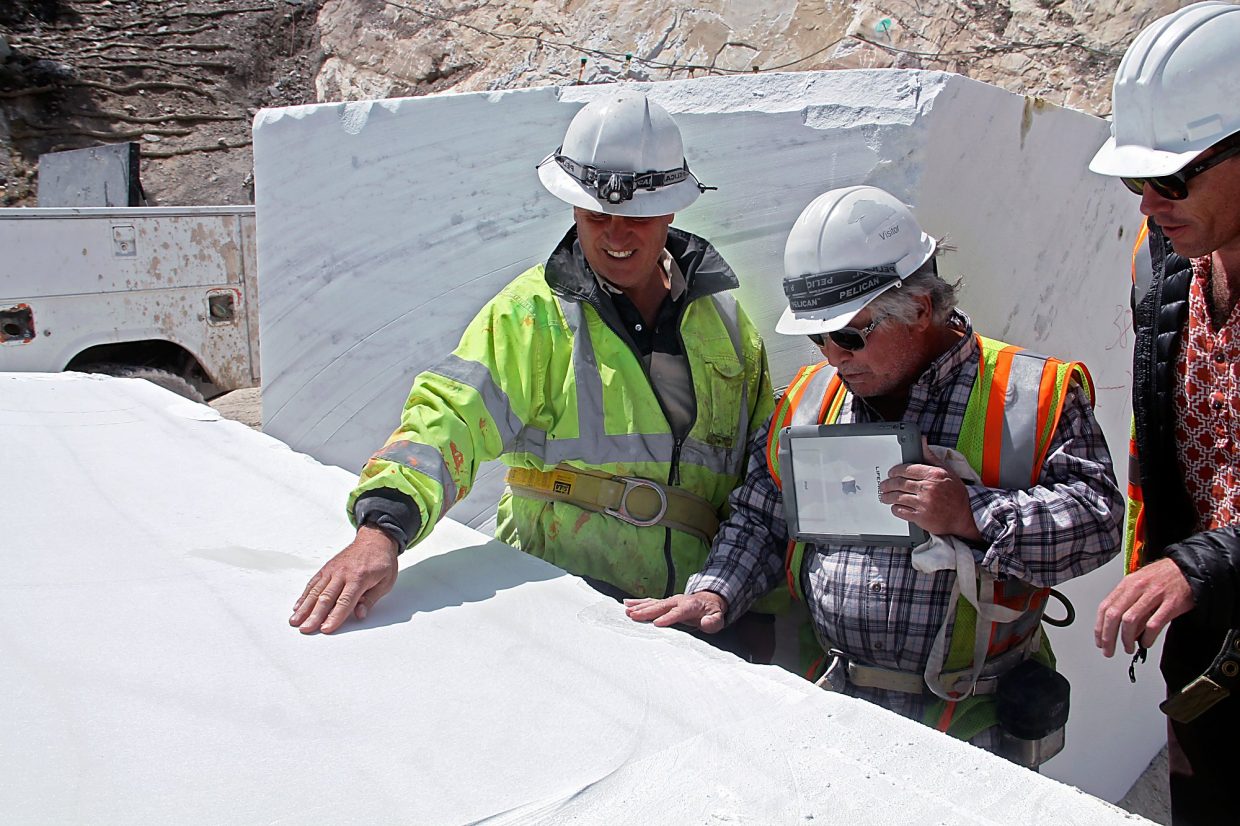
[1166,527,1240,628]
[353,489,422,553]
[687,571,752,625]
[967,484,1018,557]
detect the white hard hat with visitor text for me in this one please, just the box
[776,185,937,336]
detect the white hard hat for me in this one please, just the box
[1090,2,1240,178]
[537,94,712,217]
[775,186,937,336]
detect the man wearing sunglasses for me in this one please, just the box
[289,93,781,660]
[1089,4,1240,822]
[627,186,1122,762]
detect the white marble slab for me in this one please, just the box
[251,69,1162,799]
[0,372,1145,823]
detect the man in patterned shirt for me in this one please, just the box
[627,186,1123,762]
[1090,4,1240,822]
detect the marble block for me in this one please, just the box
[1,372,1147,823]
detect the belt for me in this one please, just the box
[815,645,1030,698]
[504,464,720,545]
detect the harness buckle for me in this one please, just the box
[814,650,849,693]
[604,476,668,528]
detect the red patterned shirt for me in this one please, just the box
[1174,256,1240,531]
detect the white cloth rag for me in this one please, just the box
[911,446,1030,701]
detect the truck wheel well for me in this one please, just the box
[65,340,219,397]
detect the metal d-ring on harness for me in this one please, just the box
[604,476,668,527]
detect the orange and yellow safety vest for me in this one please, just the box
[765,333,1093,737]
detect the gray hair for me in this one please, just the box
[866,258,961,327]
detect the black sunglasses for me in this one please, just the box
[1121,136,1240,200]
[808,316,883,351]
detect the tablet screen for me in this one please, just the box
[778,422,927,546]
[791,432,907,536]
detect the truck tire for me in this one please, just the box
[80,364,206,403]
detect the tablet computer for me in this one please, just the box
[777,422,928,547]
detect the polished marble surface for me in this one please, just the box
[1,372,1147,823]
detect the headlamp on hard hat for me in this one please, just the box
[546,151,713,205]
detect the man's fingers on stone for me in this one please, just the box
[352,580,393,623]
[320,580,369,633]
[299,575,344,633]
[301,569,328,598]
[320,599,356,634]
[355,587,383,621]
[650,597,705,627]
[625,597,672,622]
[289,575,327,625]
[292,571,326,612]
[650,602,692,627]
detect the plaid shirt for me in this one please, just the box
[688,311,1124,729]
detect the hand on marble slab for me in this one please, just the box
[290,525,400,634]
[1094,556,1194,658]
[624,591,728,633]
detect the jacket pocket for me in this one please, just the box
[698,353,745,449]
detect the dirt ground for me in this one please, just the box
[208,385,262,429]
[207,385,1173,822]
[1118,745,1170,823]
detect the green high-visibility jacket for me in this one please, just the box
[349,226,774,600]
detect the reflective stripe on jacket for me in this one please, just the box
[349,226,774,600]
[766,333,1092,736]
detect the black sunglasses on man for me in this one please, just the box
[1121,133,1240,200]
[808,316,884,352]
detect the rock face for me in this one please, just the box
[0,0,325,206]
[0,1,1187,206]
[314,0,1184,114]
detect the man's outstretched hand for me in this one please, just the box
[624,591,729,633]
[290,526,400,634]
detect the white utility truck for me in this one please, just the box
[0,206,258,401]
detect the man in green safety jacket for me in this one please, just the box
[289,93,777,658]
[627,186,1123,764]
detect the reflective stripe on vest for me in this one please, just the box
[372,438,460,506]
[1132,221,1153,310]
[764,362,842,489]
[1123,222,1152,573]
[767,335,1091,687]
[1124,417,1146,574]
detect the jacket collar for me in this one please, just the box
[543,224,740,306]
